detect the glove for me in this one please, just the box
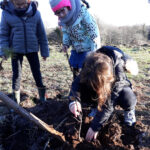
[85,127,98,141]
[69,101,82,117]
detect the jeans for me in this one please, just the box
[11,52,44,90]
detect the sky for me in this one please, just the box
[0,0,150,28]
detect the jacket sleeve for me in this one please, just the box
[90,98,114,132]
[62,27,71,47]
[81,9,101,49]
[0,11,11,56]
[37,12,49,57]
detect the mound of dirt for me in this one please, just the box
[0,99,148,150]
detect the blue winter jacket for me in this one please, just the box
[0,1,49,57]
[62,6,101,53]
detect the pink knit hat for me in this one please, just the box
[50,0,72,12]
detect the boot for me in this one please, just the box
[124,109,136,126]
[38,87,47,101]
[13,90,20,104]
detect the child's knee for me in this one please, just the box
[120,87,137,110]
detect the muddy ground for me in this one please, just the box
[0,97,149,150]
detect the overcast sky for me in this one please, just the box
[0,0,150,28]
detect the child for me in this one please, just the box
[0,0,49,103]
[68,46,138,141]
[49,0,101,79]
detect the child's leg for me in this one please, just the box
[26,52,46,101]
[117,87,137,126]
[26,52,44,87]
[69,50,89,80]
[118,87,137,111]
[11,53,23,104]
[73,68,81,80]
[11,53,23,90]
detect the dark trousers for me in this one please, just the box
[72,68,81,80]
[116,87,137,111]
[11,52,44,91]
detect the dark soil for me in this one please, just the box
[0,97,149,150]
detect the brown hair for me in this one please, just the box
[80,52,115,111]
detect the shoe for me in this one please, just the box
[124,109,136,126]
[38,86,47,101]
[13,90,20,104]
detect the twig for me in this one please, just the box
[72,116,82,123]
[44,112,70,150]
[43,116,68,150]
[55,117,68,130]
[43,138,50,150]
[78,112,83,141]
[5,130,21,140]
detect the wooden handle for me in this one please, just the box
[0,91,66,142]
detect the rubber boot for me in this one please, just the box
[13,90,20,104]
[38,87,47,101]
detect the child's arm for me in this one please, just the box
[62,27,71,49]
[68,76,82,117]
[37,12,49,58]
[0,12,11,56]
[82,9,101,49]
[90,98,114,132]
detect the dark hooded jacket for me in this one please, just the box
[0,1,49,57]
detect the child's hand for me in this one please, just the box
[69,101,82,117]
[85,127,98,141]
[42,57,47,61]
[62,45,68,53]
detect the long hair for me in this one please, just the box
[80,52,115,111]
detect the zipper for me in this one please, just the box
[20,18,27,53]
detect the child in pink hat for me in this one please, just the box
[50,0,101,80]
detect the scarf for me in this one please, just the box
[59,0,81,26]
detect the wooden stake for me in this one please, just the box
[0,91,66,142]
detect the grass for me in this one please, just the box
[121,47,150,81]
[0,45,149,102]
[0,45,73,100]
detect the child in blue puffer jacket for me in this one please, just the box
[0,0,49,104]
[49,0,101,79]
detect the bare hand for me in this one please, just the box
[61,45,68,53]
[85,127,98,141]
[69,101,82,117]
[42,57,47,61]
